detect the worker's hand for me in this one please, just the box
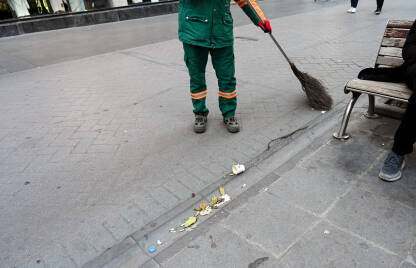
[258,19,272,33]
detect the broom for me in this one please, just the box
[267,32,333,111]
[241,1,333,110]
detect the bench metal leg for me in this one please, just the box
[365,95,380,119]
[333,92,361,140]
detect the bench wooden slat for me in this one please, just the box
[376,55,404,67]
[387,20,414,29]
[379,47,403,57]
[346,79,411,101]
[385,28,410,38]
[381,37,406,48]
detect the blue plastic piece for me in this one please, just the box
[148,246,156,253]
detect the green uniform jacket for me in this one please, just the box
[178,0,264,48]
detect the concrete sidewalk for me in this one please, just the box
[86,102,416,268]
[0,0,415,267]
[125,108,416,268]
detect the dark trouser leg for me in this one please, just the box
[393,65,416,155]
[376,0,384,10]
[210,46,237,118]
[183,43,210,116]
[358,65,406,82]
[351,0,358,8]
[392,91,416,156]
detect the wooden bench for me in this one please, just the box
[333,19,414,140]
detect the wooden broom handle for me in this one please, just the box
[268,33,293,65]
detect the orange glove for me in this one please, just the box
[258,19,272,33]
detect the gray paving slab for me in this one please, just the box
[222,191,320,257]
[101,243,149,268]
[278,221,402,268]
[268,167,351,215]
[326,187,416,256]
[160,226,280,268]
[401,262,416,268]
[140,112,416,267]
[141,259,161,268]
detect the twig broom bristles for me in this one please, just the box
[268,33,333,111]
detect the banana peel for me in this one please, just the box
[209,195,218,207]
[184,216,197,228]
[218,185,226,196]
[200,202,208,210]
[200,207,212,216]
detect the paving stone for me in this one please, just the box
[223,191,319,256]
[102,214,138,241]
[38,244,78,268]
[102,243,149,268]
[269,166,350,215]
[140,259,160,268]
[401,261,416,268]
[160,226,280,267]
[327,187,416,256]
[355,158,416,209]
[59,236,100,267]
[300,132,384,179]
[278,221,402,268]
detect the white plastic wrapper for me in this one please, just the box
[232,164,245,175]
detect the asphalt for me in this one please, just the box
[0,0,415,267]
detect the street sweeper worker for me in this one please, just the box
[179,0,272,133]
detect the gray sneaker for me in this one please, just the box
[223,116,240,133]
[379,152,405,182]
[194,114,207,133]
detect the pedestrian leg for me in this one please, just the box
[210,46,237,118]
[392,91,416,156]
[376,0,384,10]
[183,43,210,116]
[348,0,358,13]
[375,0,384,14]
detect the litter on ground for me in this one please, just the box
[232,164,245,175]
[169,185,231,232]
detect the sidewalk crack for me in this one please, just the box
[221,223,281,260]
[324,220,400,257]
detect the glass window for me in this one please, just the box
[0,0,173,21]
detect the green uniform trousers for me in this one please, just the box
[183,43,237,118]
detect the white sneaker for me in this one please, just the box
[347,7,356,13]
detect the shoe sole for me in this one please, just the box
[379,160,405,182]
[194,118,207,134]
[194,123,207,133]
[226,127,240,133]
[194,127,206,133]
[223,122,240,133]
